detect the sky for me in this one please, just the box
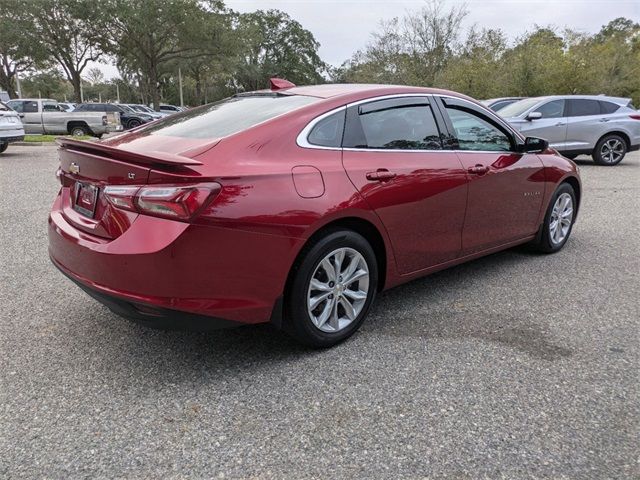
[94,0,640,79]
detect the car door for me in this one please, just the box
[435,96,545,254]
[518,99,567,148]
[341,96,468,274]
[565,99,606,151]
[41,100,66,135]
[8,100,42,134]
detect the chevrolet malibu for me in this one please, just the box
[49,82,581,347]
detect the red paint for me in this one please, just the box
[49,84,581,326]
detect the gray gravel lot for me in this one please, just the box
[0,146,638,479]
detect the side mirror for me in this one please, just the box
[526,111,542,121]
[520,136,549,153]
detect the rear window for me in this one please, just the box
[599,101,620,114]
[144,95,319,139]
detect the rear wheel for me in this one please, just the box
[593,134,626,166]
[0,142,8,154]
[285,230,378,347]
[69,125,89,136]
[531,183,576,253]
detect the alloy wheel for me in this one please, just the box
[549,193,573,245]
[600,139,624,164]
[307,247,370,333]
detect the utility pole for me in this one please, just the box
[178,67,184,107]
[80,79,84,103]
[15,73,22,98]
[116,83,120,103]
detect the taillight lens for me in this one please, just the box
[103,183,221,221]
[629,114,640,120]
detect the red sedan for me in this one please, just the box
[49,82,581,347]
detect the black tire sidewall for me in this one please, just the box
[0,142,8,153]
[540,183,576,252]
[594,134,626,166]
[128,120,141,129]
[285,230,378,348]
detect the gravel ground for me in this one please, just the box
[0,146,638,479]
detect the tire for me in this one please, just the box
[531,183,576,253]
[127,119,142,129]
[0,142,8,154]
[593,134,627,166]
[285,230,378,348]
[69,125,89,136]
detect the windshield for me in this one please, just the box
[498,98,543,118]
[141,94,319,139]
[119,104,135,113]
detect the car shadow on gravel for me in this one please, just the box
[60,246,572,376]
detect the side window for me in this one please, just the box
[534,100,564,119]
[42,102,59,112]
[7,101,23,112]
[567,99,600,117]
[23,101,39,113]
[445,107,512,152]
[307,110,345,148]
[344,99,442,150]
[599,101,620,114]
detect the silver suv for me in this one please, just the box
[499,95,640,165]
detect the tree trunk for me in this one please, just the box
[150,69,161,111]
[70,73,82,103]
[0,69,16,98]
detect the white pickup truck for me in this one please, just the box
[6,98,123,137]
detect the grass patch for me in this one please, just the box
[23,134,93,142]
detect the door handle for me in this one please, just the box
[366,169,397,182]
[554,122,565,127]
[467,164,489,175]
[599,118,610,122]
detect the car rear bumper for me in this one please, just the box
[0,134,25,143]
[48,191,302,327]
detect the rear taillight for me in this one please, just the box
[103,183,221,221]
[629,114,640,120]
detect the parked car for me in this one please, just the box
[124,104,165,119]
[49,82,581,347]
[74,103,155,130]
[0,100,25,154]
[158,104,183,114]
[481,97,525,112]
[6,98,122,137]
[58,102,76,112]
[499,95,640,165]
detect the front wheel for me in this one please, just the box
[285,230,378,347]
[127,119,142,129]
[0,142,8,154]
[531,183,576,253]
[593,134,626,166]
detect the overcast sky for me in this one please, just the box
[95,0,639,78]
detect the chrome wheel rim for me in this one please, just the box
[307,247,370,333]
[600,139,624,163]
[549,193,573,245]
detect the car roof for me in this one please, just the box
[255,83,476,104]
[9,98,56,102]
[529,95,631,106]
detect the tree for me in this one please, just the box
[0,0,47,98]
[23,0,106,102]
[233,10,326,91]
[84,67,105,86]
[102,0,231,110]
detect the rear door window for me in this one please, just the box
[144,95,319,139]
[567,99,600,117]
[344,97,442,150]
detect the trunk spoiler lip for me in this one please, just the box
[56,137,204,166]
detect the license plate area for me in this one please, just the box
[73,181,99,218]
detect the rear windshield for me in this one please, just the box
[143,94,318,139]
